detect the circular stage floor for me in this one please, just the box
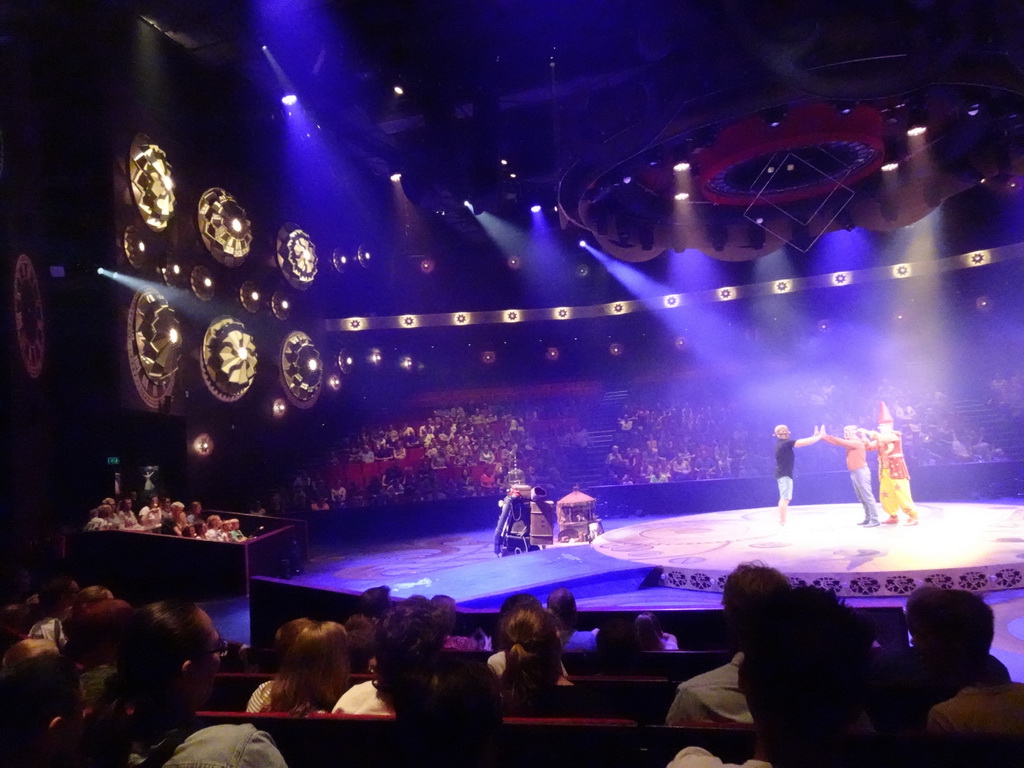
[591,501,1024,598]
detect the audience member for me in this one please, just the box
[635,611,679,651]
[909,588,1024,735]
[547,587,597,652]
[0,655,83,768]
[594,616,643,676]
[666,561,790,726]
[2,638,60,670]
[62,598,133,708]
[487,592,545,676]
[343,614,377,675]
[86,600,287,768]
[432,594,488,651]
[668,587,874,768]
[333,596,446,716]
[356,585,393,623]
[392,656,503,768]
[246,618,314,712]
[264,621,350,716]
[28,576,78,650]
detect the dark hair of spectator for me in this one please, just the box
[546,587,578,633]
[500,607,563,715]
[373,597,447,704]
[357,586,393,621]
[0,655,81,756]
[595,616,642,675]
[430,595,459,637]
[268,621,350,716]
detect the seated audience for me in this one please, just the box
[138,495,163,529]
[224,519,246,542]
[355,585,393,623]
[343,614,377,675]
[0,655,83,768]
[393,656,503,768]
[635,611,679,651]
[433,594,489,651]
[594,616,643,676]
[85,504,116,531]
[2,638,59,670]
[62,598,133,708]
[246,618,314,711]
[668,587,874,768]
[487,593,546,676]
[912,588,1024,735]
[86,600,287,768]
[499,607,611,717]
[333,596,446,716]
[261,621,350,716]
[204,515,229,542]
[666,561,790,726]
[28,576,78,650]
[547,587,597,652]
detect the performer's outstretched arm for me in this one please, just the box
[794,425,824,448]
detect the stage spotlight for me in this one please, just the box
[481,350,496,364]
[817,319,830,332]
[575,264,590,278]
[545,347,561,361]
[674,336,688,351]
[393,85,404,96]
[192,434,213,456]
[240,281,261,313]
[368,348,382,365]
[272,398,287,417]
[609,342,624,356]
[332,248,348,273]
[400,355,413,371]
[419,257,435,274]
[882,161,899,172]
[390,173,402,182]
[907,125,927,137]
[272,291,290,320]
[673,161,690,171]
[674,192,689,201]
[338,351,354,374]
[356,245,371,269]
[976,295,992,312]
[198,188,252,266]
[507,255,522,270]
[328,374,341,390]
[530,204,542,213]
[123,225,150,269]
[281,330,323,407]
[500,159,508,166]
[281,94,297,106]
[578,240,587,248]
[190,265,215,301]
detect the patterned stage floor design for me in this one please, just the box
[591,502,1024,598]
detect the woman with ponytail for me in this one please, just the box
[86,600,287,768]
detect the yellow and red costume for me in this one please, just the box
[875,402,919,523]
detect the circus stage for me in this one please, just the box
[591,501,1024,598]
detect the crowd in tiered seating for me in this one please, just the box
[2,561,1021,768]
[283,401,580,512]
[605,375,1012,486]
[81,495,248,543]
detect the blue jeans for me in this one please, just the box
[850,466,880,523]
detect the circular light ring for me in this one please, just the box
[280,330,323,408]
[198,187,252,266]
[276,223,318,289]
[190,265,215,300]
[356,245,371,269]
[201,316,258,402]
[337,349,354,374]
[271,291,291,320]
[128,134,175,232]
[192,433,214,456]
[123,225,151,269]
[161,260,185,287]
[14,253,45,379]
[272,398,288,417]
[240,281,262,313]
[331,248,348,273]
[126,288,181,409]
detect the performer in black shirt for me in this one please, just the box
[773,424,823,526]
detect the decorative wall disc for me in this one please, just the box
[123,225,151,269]
[192,433,214,456]
[276,223,318,290]
[197,187,252,267]
[337,349,353,374]
[13,253,45,379]
[280,330,322,408]
[128,134,175,232]
[240,281,261,313]
[331,247,348,273]
[126,288,181,409]
[271,291,291,320]
[190,265,215,300]
[201,316,258,402]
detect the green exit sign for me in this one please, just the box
[107,457,120,466]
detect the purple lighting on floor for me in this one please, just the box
[281,94,298,106]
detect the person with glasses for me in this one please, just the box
[86,600,287,768]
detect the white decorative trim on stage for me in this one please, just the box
[591,502,1024,598]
